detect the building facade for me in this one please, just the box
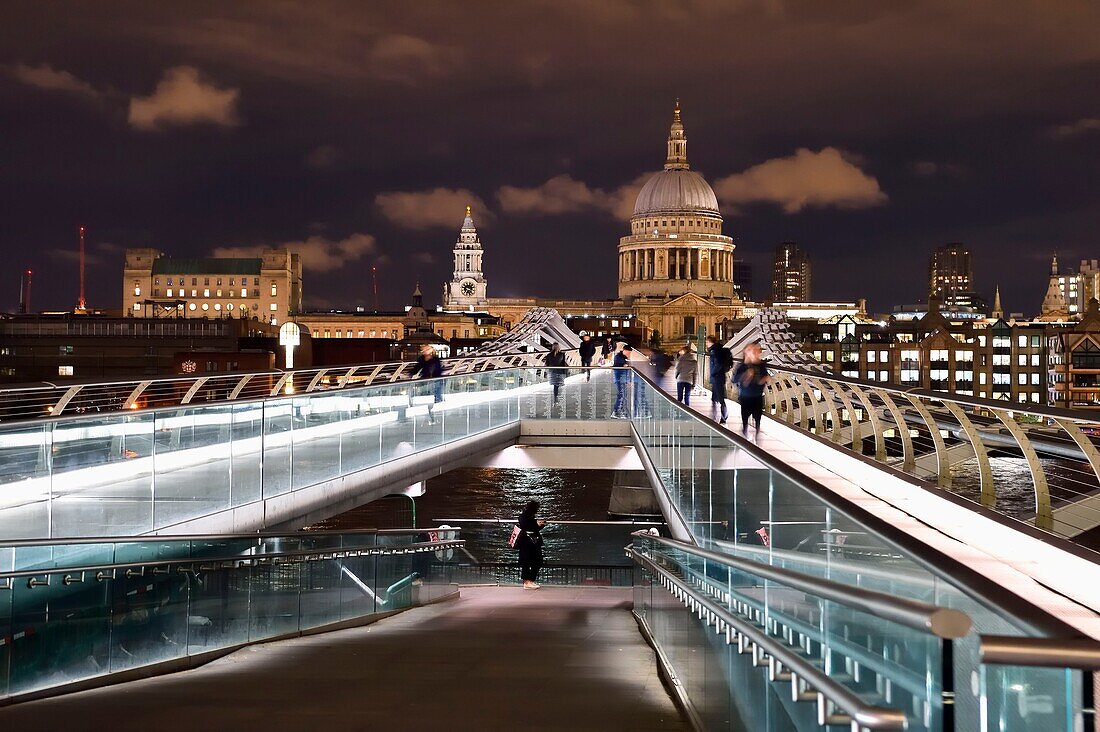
[122,248,302,325]
[772,243,812,302]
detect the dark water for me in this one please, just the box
[311,468,656,566]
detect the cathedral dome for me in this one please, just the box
[632,168,719,217]
[631,100,720,219]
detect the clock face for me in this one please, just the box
[461,280,476,296]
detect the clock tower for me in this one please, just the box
[442,205,488,310]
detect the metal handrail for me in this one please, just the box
[633,532,972,638]
[979,635,1100,671]
[0,348,581,424]
[761,361,1100,424]
[627,365,1081,639]
[630,548,909,729]
[0,526,457,549]
[1,539,465,581]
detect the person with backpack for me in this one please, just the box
[733,342,771,439]
[514,500,545,589]
[706,335,732,424]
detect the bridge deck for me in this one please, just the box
[0,587,687,732]
[662,373,1100,640]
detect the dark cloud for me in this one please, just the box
[0,1,1098,313]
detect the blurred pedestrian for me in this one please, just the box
[579,334,597,381]
[411,344,444,424]
[674,345,697,405]
[544,342,567,401]
[706,335,732,424]
[733,342,770,438]
[612,343,632,418]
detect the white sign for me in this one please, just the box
[279,322,302,369]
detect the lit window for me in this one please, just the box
[214,303,221,311]
[133,283,141,296]
[1031,392,1040,403]
[271,282,277,296]
[867,351,877,363]
[188,303,196,311]
[229,278,235,286]
[202,303,209,311]
[191,290,197,297]
[167,288,173,297]
[204,289,210,297]
[269,303,277,311]
[58,365,74,376]
[216,289,222,297]
[227,303,234,311]
[1031,354,1040,366]
[1018,354,1027,366]
[879,370,889,381]
[241,289,247,297]
[133,303,141,311]
[1018,335,1027,348]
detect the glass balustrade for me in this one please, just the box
[0,368,622,541]
[626,374,1091,731]
[0,532,461,701]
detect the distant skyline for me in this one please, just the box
[1,2,1098,314]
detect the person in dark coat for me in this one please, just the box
[544,343,567,401]
[706,335,731,424]
[516,500,545,589]
[411,344,445,424]
[733,342,770,438]
[578,334,597,381]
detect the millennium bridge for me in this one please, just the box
[2,307,1100,731]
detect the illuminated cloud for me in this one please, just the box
[496,173,651,220]
[713,147,888,214]
[128,66,240,131]
[375,188,491,230]
[213,233,375,273]
[305,145,341,170]
[8,63,100,99]
[369,34,456,84]
[1050,118,1100,139]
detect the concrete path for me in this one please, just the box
[0,586,687,732]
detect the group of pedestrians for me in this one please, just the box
[667,336,769,438]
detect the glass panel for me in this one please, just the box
[51,413,154,537]
[0,423,50,540]
[153,405,233,529]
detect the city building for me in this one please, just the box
[1040,254,1072,321]
[121,248,303,325]
[0,314,278,383]
[1051,257,1100,316]
[927,243,989,315]
[441,206,489,310]
[790,298,1052,404]
[772,243,811,302]
[732,256,752,300]
[1048,297,1100,410]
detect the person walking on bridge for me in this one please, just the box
[674,345,697,406]
[544,342,567,402]
[733,342,770,439]
[611,343,632,418]
[706,335,732,424]
[579,334,597,381]
[516,500,545,589]
[411,344,444,425]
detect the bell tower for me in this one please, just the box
[443,205,488,310]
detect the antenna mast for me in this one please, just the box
[77,225,87,311]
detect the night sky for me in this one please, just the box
[2,2,1098,315]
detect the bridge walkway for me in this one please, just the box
[656,371,1100,641]
[0,586,687,732]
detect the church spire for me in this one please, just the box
[665,99,689,170]
[1051,252,1059,276]
[992,284,1003,319]
[461,205,476,232]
